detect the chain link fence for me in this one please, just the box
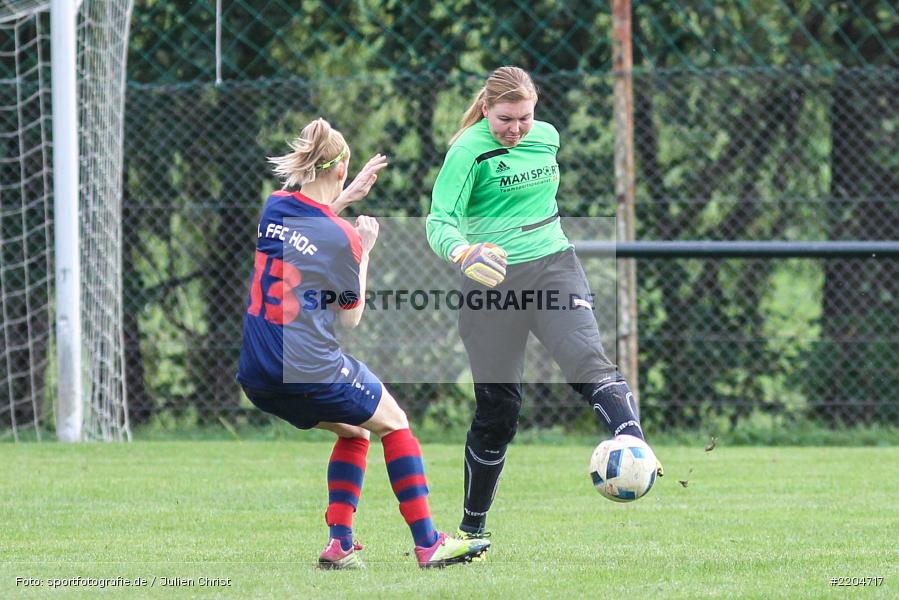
[4,0,899,436]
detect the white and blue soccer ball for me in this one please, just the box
[589,435,658,502]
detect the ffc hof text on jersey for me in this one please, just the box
[259,223,319,255]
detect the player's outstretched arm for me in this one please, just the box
[338,216,378,329]
[332,154,389,214]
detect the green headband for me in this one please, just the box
[316,147,347,171]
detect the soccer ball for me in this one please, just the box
[589,435,658,502]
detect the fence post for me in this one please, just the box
[611,0,639,406]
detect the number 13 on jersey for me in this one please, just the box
[247,250,302,324]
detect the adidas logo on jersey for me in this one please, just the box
[495,160,511,173]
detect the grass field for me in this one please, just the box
[1,441,897,599]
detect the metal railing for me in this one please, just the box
[577,241,899,258]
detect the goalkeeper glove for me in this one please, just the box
[452,243,508,288]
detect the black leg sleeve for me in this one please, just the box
[588,375,644,440]
[461,428,508,533]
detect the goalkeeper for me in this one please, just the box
[426,66,661,546]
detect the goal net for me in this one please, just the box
[1,0,132,441]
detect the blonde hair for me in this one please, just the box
[269,118,349,188]
[449,66,538,145]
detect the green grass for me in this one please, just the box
[1,442,897,599]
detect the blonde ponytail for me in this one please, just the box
[269,118,348,188]
[449,89,487,146]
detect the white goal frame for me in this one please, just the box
[51,0,82,442]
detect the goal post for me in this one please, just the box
[1,0,131,442]
[51,0,82,442]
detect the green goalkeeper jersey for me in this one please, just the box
[427,119,572,264]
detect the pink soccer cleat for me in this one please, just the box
[318,538,365,570]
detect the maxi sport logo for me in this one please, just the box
[498,163,559,192]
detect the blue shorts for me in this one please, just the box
[242,355,383,430]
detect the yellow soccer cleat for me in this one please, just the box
[455,528,492,562]
[415,531,490,568]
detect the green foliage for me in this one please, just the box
[115,0,899,432]
[128,1,899,83]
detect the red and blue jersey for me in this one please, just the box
[237,191,363,391]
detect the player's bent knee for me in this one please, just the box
[361,389,409,437]
[470,385,522,447]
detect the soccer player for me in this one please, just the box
[237,118,489,569]
[426,66,663,546]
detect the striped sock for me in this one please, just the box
[325,436,369,551]
[382,428,440,548]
